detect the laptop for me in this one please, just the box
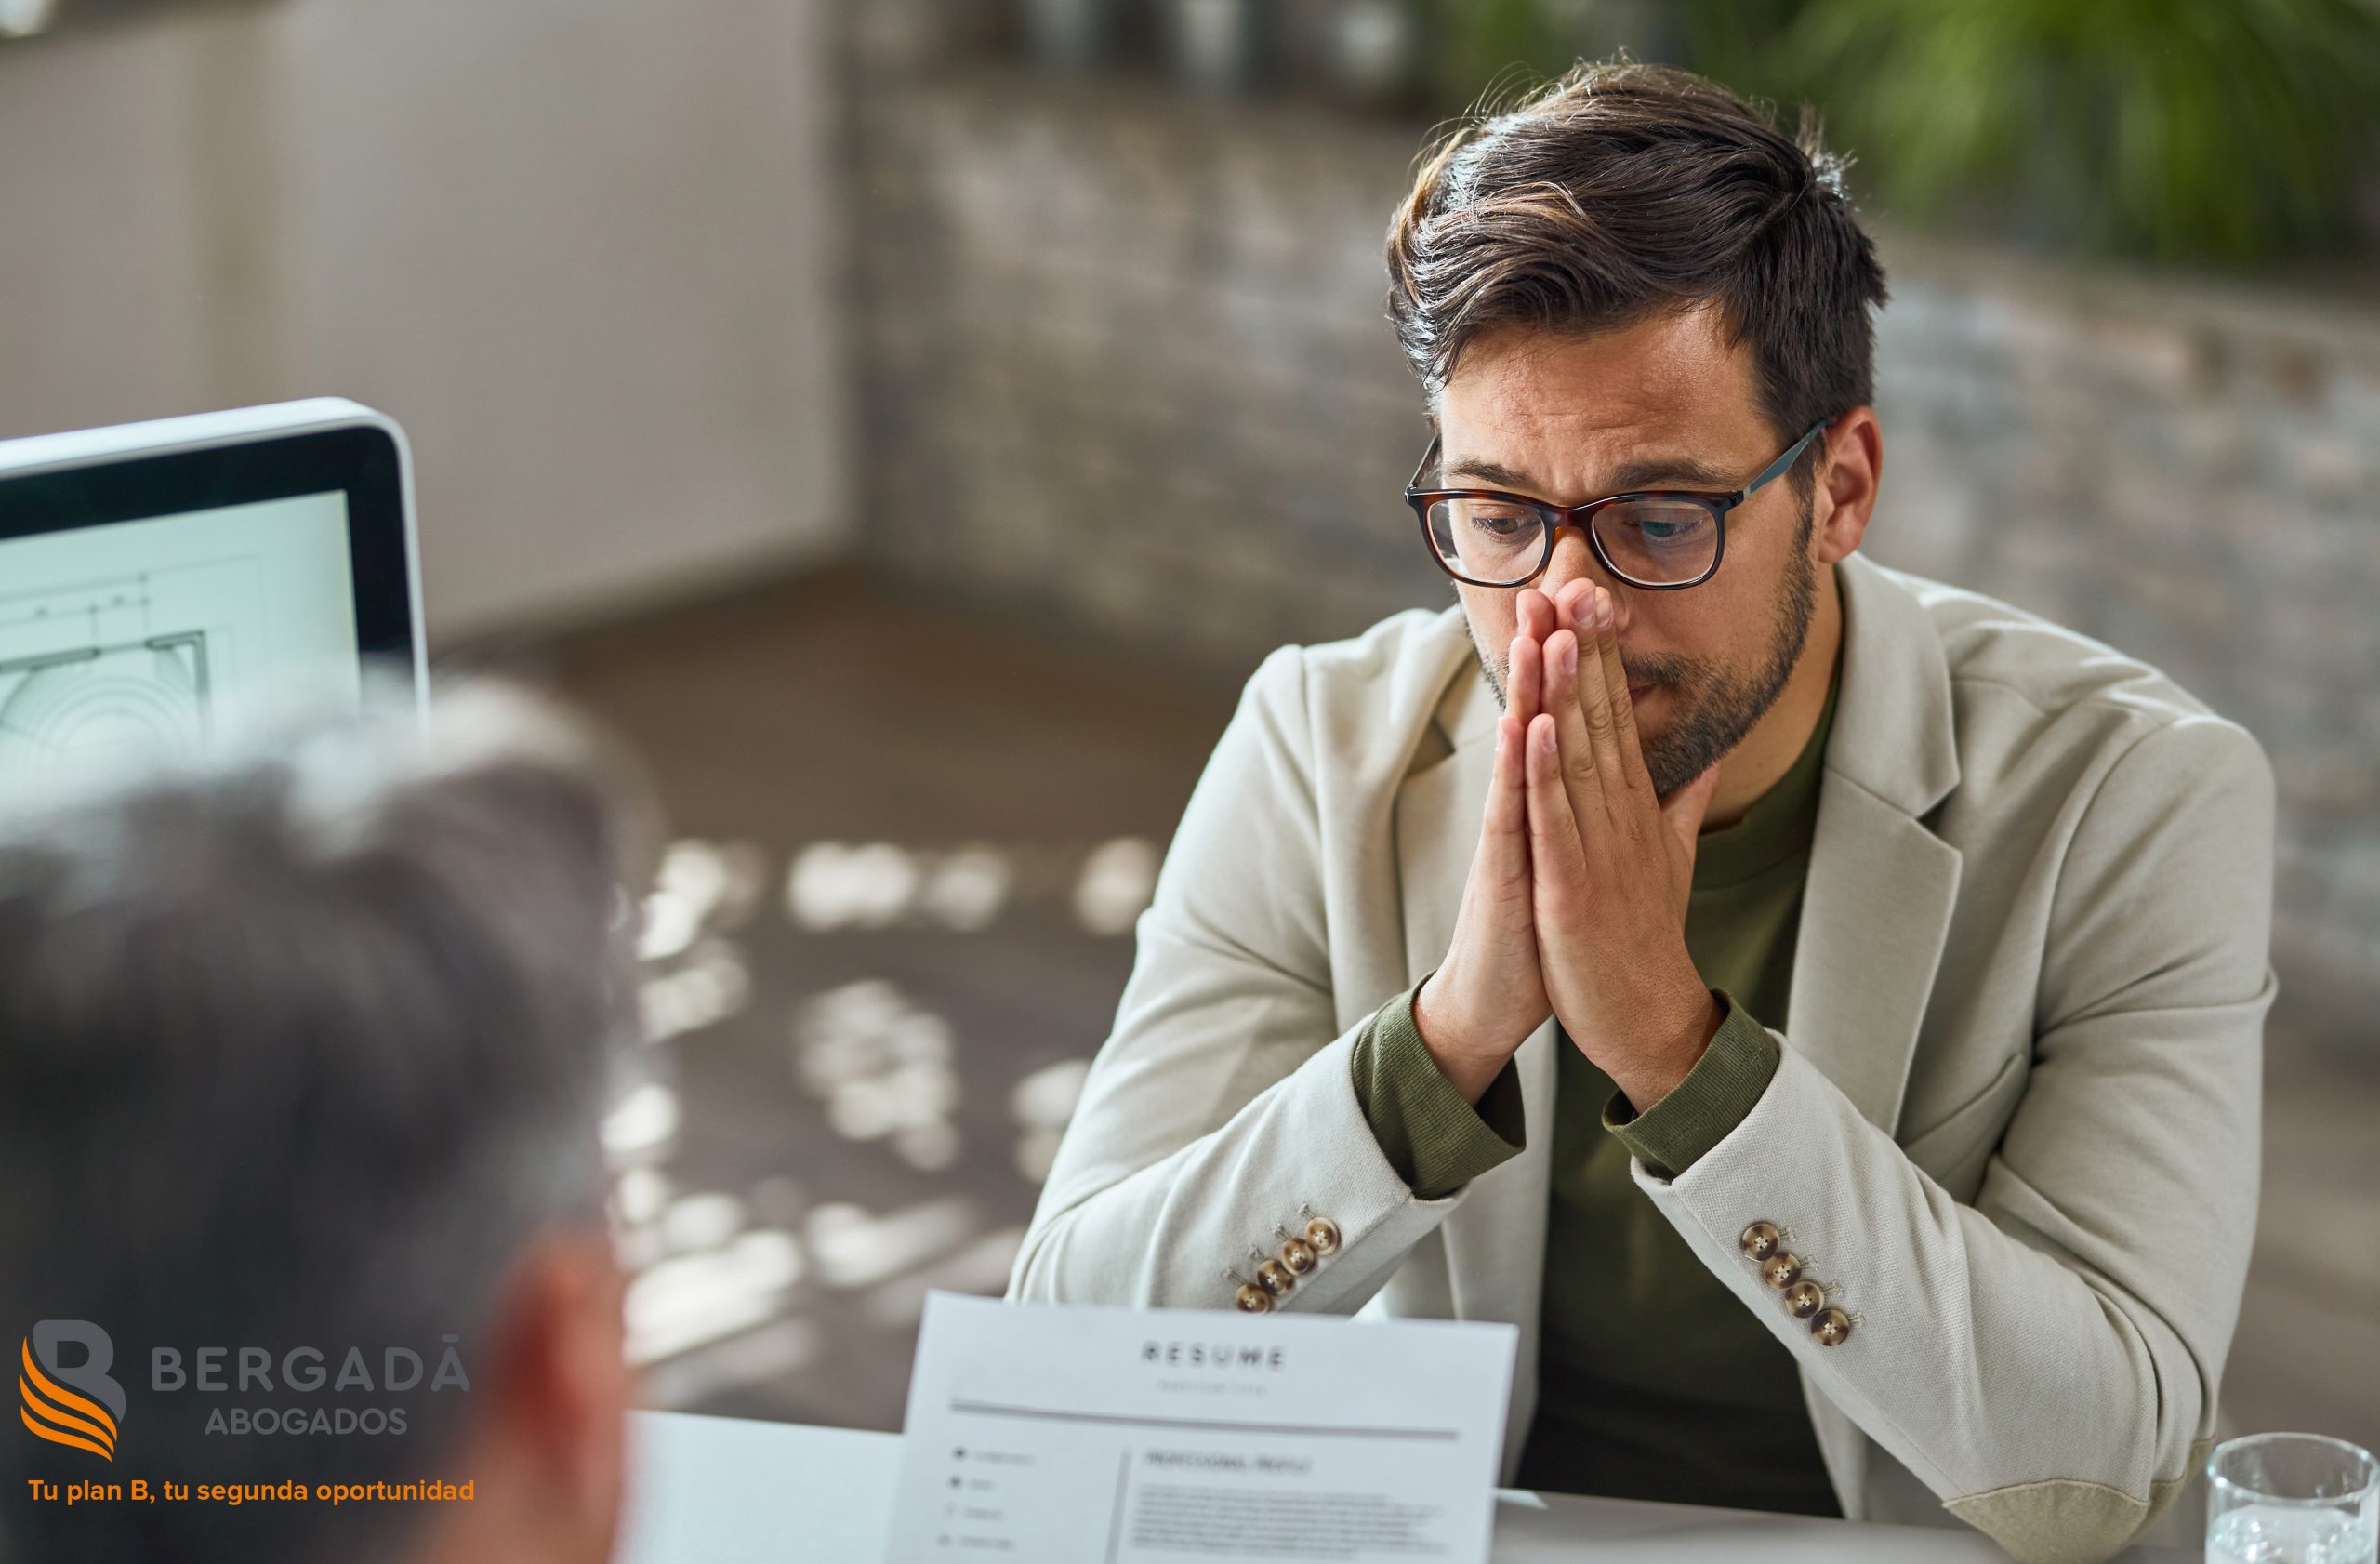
[0,398,424,788]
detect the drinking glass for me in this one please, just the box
[2206,1433,2377,1564]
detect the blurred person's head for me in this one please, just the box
[0,683,647,1564]
[1387,60,1888,799]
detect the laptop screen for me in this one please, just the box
[0,409,420,792]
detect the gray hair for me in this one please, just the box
[0,681,649,1564]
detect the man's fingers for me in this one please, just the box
[1590,588,1654,798]
[1552,579,1593,637]
[1660,762,1723,865]
[1482,714,1529,879]
[1516,589,1555,645]
[1508,629,1541,732]
[1523,712,1587,906]
[1564,598,1632,820]
[1541,628,1606,825]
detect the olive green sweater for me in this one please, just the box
[1350,665,1843,1517]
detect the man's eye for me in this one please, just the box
[1612,505,1711,545]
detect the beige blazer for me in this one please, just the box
[1011,554,2275,1564]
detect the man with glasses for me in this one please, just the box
[1013,60,2272,1564]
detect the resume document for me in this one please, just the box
[884,1292,1518,1563]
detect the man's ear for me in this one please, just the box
[481,1225,633,1548]
[1814,406,1883,563]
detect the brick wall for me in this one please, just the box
[851,51,2380,1047]
[854,67,1442,663]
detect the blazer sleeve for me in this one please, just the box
[1631,714,2275,1564]
[1008,644,1474,1313]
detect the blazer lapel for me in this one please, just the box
[1790,789,1962,1135]
[1784,555,1965,1137]
[1395,744,1487,996]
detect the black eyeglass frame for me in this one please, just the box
[1403,419,1830,590]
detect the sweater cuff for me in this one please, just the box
[1349,979,1527,1200]
[1601,989,1779,1180]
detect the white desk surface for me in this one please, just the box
[618,1410,2198,1563]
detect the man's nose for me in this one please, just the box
[1538,529,1633,632]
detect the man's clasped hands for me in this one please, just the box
[1414,578,1728,1114]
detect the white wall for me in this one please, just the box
[0,0,852,642]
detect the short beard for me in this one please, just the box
[1471,495,1818,799]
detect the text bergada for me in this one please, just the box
[151,1340,471,1396]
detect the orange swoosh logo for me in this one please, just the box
[20,1338,116,1460]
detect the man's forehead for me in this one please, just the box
[1446,313,1750,424]
[1435,314,1767,492]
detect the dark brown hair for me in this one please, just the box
[1386,60,1887,452]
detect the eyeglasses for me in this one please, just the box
[1404,421,1828,590]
